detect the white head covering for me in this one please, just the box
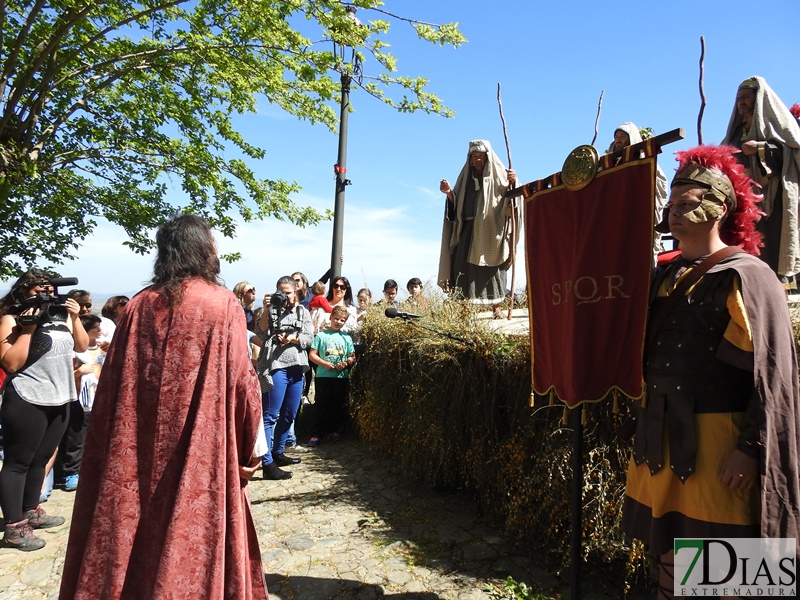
[722,75,800,276]
[606,122,669,262]
[437,140,521,287]
[607,122,643,153]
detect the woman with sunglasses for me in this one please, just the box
[68,290,115,352]
[310,276,359,336]
[232,282,257,331]
[100,295,130,325]
[291,272,311,309]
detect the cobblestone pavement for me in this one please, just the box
[1,438,639,599]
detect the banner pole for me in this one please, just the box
[570,406,583,600]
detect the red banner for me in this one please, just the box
[525,151,655,408]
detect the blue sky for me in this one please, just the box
[22,0,800,298]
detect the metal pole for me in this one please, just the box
[330,71,351,280]
[570,407,583,599]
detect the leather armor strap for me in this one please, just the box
[645,246,743,350]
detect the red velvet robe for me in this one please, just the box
[59,278,268,600]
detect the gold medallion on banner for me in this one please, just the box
[561,145,599,191]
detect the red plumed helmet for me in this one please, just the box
[673,145,763,256]
[791,103,800,120]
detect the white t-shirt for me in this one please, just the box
[74,346,105,411]
[98,316,116,344]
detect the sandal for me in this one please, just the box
[307,436,320,447]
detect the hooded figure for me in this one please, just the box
[608,122,669,260]
[437,139,522,306]
[607,122,644,154]
[722,75,800,278]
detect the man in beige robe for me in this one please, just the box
[438,140,521,316]
[722,76,800,282]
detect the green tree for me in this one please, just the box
[0,0,465,277]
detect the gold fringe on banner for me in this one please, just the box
[612,390,620,414]
[530,391,535,407]
[641,389,647,408]
[582,407,587,425]
[561,406,569,425]
[549,390,555,406]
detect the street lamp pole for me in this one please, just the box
[330,6,361,280]
[330,70,351,280]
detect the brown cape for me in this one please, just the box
[625,252,800,556]
[59,279,268,599]
[725,253,800,552]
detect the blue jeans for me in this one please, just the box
[262,365,304,466]
[285,422,296,447]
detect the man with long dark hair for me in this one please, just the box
[60,214,268,599]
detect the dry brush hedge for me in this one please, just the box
[348,302,637,567]
[351,302,800,578]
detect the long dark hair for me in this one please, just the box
[101,295,129,321]
[326,275,354,306]
[291,271,309,301]
[0,268,53,318]
[151,214,221,305]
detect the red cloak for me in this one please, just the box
[59,278,268,599]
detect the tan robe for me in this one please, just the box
[437,139,522,299]
[722,76,800,277]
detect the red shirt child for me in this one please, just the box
[308,281,334,313]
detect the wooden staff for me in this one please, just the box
[698,36,706,145]
[497,83,516,320]
[590,90,605,147]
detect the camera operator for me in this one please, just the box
[254,276,313,480]
[0,268,88,551]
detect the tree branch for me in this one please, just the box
[32,62,155,156]
[52,150,167,170]
[5,4,96,119]
[366,6,442,28]
[69,0,188,61]
[0,0,49,125]
[10,1,187,146]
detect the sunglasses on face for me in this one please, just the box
[79,302,92,309]
[246,288,255,294]
[119,300,128,306]
[332,283,348,290]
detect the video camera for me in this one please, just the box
[8,277,79,326]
